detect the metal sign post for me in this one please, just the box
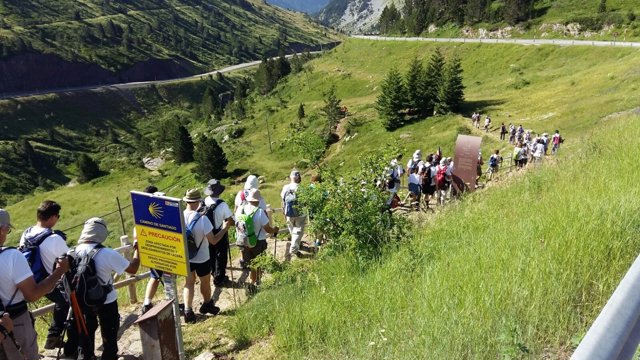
[131,191,189,360]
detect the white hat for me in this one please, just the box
[244,175,259,190]
[413,150,422,160]
[246,188,262,202]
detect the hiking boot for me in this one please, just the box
[178,303,185,316]
[140,303,153,315]
[245,283,258,297]
[199,300,220,315]
[183,309,197,323]
[44,335,64,350]
[213,276,231,287]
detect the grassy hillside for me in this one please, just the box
[232,110,640,359]
[0,0,332,69]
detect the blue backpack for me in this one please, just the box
[20,228,64,283]
[283,189,299,217]
[185,212,204,259]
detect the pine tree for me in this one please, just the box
[173,125,194,164]
[503,0,534,24]
[202,87,222,121]
[438,56,465,114]
[297,103,305,120]
[193,136,228,181]
[405,57,427,115]
[376,68,407,131]
[598,0,607,13]
[424,48,445,115]
[379,4,403,34]
[77,154,100,183]
[321,85,342,142]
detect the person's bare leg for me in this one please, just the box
[183,272,196,310]
[199,274,212,302]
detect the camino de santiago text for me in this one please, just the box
[139,218,178,232]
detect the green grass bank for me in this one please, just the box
[231,110,640,359]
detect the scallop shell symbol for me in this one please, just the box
[148,202,164,219]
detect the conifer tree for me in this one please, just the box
[437,56,465,114]
[173,125,194,164]
[297,103,305,120]
[405,57,427,115]
[376,68,407,131]
[193,136,228,181]
[321,85,342,142]
[202,86,222,121]
[77,154,100,183]
[424,48,445,115]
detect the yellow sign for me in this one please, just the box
[135,224,189,276]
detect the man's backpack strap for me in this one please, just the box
[206,199,224,231]
[187,212,204,252]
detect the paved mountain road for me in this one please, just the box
[352,35,640,48]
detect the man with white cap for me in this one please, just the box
[235,189,279,287]
[406,150,422,175]
[203,179,235,287]
[0,208,69,360]
[281,169,305,257]
[182,188,220,323]
[72,217,139,360]
[234,175,266,212]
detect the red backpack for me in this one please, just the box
[435,166,448,187]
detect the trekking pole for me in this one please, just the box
[4,329,27,360]
[56,306,74,360]
[227,245,238,309]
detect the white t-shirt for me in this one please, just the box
[74,243,130,305]
[20,226,69,276]
[534,143,545,157]
[235,204,270,241]
[0,248,33,305]
[280,183,300,200]
[408,173,421,185]
[234,190,267,211]
[183,209,213,264]
[204,197,233,230]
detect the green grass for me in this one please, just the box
[231,110,640,359]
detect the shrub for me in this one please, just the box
[76,153,100,183]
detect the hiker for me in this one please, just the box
[484,115,491,132]
[508,123,516,144]
[533,139,545,165]
[235,189,279,287]
[406,150,421,175]
[420,155,436,208]
[71,217,140,360]
[541,133,550,155]
[487,150,502,180]
[385,155,403,207]
[0,208,70,360]
[182,189,221,323]
[407,162,422,210]
[234,175,266,212]
[281,169,306,257]
[18,200,77,356]
[476,152,484,183]
[139,185,165,315]
[0,314,13,343]
[435,158,451,206]
[524,130,531,143]
[552,130,563,155]
[472,112,480,128]
[203,179,235,287]
[500,123,507,141]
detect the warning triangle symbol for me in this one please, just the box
[140,229,148,236]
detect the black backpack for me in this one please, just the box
[69,245,112,310]
[203,199,228,240]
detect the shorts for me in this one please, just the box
[422,184,435,195]
[150,268,164,280]
[241,240,268,265]
[189,261,211,277]
[408,183,421,196]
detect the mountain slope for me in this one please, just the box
[0,0,336,93]
[318,0,398,32]
[266,0,330,14]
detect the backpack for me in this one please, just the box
[203,199,228,240]
[20,228,63,283]
[283,189,299,217]
[69,244,111,310]
[489,155,498,167]
[236,206,261,248]
[421,166,432,188]
[435,165,448,188]
[408,160,419,174]
[185,212,204,259]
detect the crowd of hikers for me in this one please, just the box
[0,111,563,359]
[385,115,563,211]
[0,169,307,360]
